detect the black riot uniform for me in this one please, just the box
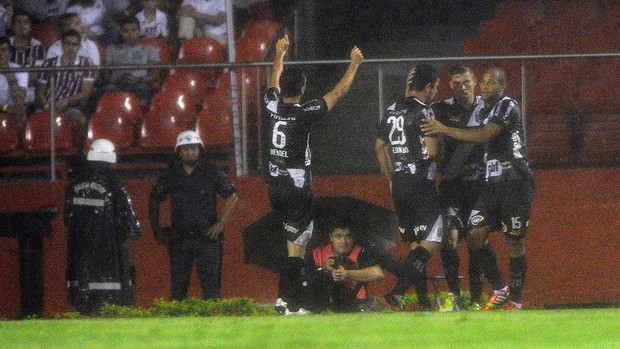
[64,160,141,315]
[262,86,329,245]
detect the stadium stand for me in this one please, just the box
[138,110,189,149]
[96,91,144,126]
[150,90,199,128]
[23,111,74,153]
[30,21,63,48]
[162,70,210,102]
[0,113,19,154]
[87,110,135,150]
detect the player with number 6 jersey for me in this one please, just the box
[262,34,363,315]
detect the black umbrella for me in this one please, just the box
[242,195,398,272]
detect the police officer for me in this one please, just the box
[149,130,239,301]
[65,138,141,315]
[264,34,363,315]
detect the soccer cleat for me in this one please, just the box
[275,298,287,315]
[285,308,311,316]
[481,287,510,311]
[502,301,523,311]
[378,294,405,311]
[439,292,463,312]
[469,302,481,311]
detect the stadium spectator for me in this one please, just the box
[64,138,141,315]
[0,0,13,37]
[421,67,535,311]
[149,130,239,301]
[47,12,101,67]
[100,15,160,106]
[9,12,46,113]
[264,35,363,315]
[0,36,27,124]
[177,0,227,44]
[303,220,384,313]
[375,63,444,311]
[136,0,169,39]
[431,64,486,310]
[36,29,96,139]
[66,0,107,41]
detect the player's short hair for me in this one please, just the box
[280,67,306,98]
[408,63,439,91]
[449,64,474,76]
[59,13,79,30]
[118,15,140,29]
[62,29,82,43]
[486,67,507,84]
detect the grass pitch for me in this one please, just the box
[1,309,619,348]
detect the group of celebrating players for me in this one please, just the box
[262,35,534,314]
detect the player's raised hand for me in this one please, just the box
[350,46,364,65]
[276,34,289,56]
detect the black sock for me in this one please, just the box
[279,257,305,311]
[368,245,406,278]
[473,243,505,291]
[509,255,527,303]
[441,248,461,295]
[390,247,431,296]
[468,248,484,304]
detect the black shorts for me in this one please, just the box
[392,173,444,243]
[469,179,535,239]
[268,175,314,245]
[440,178,484,238]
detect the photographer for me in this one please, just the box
[304,221,385,313]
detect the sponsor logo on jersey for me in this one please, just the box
[470,215,484,226]
[283,222,299,234]
[303,105,320,112]
[399,227,406,235]
[413,225,427,235]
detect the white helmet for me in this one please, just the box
[87,138,117,163]
[175,130,204,151]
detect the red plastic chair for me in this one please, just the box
[0,112,19,153]
[214,69,261,108]
[235,35,272,63]
[138,110,189,149]
[140,37,174,65]
[96,91,143,126]
[87,110,135,150]
[31,21,63,48]
[162,71,209,101]
[23,111,74,152]
[195,106,233,148]
[249,1,274,20]
[175,38,226,82]
[239,20,281,42]
[150,90,198,127]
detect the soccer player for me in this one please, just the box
[421,67,535,310]
[375,63,444,311]
[431,64,486,310]
[263,34,363,315]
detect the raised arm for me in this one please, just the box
[322,46,364,110]
[268,34,289,91]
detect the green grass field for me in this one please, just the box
[1,309,619,348]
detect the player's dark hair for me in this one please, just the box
[59,13,80,30]
[118,15,140,29]
[450,64,474,76]
[408,63,439,91]
[0,37,9,47]
[487,67,507,84]
[62,29,82,43]
[280,67,306,98]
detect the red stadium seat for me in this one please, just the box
[31,21,63,48]
[87,110,135,150]
[176,38,226,83]
[96,91,144,125]
[240,20,281,42]
[162,71,210,101]
[140,37,175,65]
[0,112,19,153]
[249,1,274,20]
[150,90,199,128]
[138,110,189,149]
[215,69,261,108]
[235,35,272,63]
[196,96,234,149]
[23,111,74,152]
